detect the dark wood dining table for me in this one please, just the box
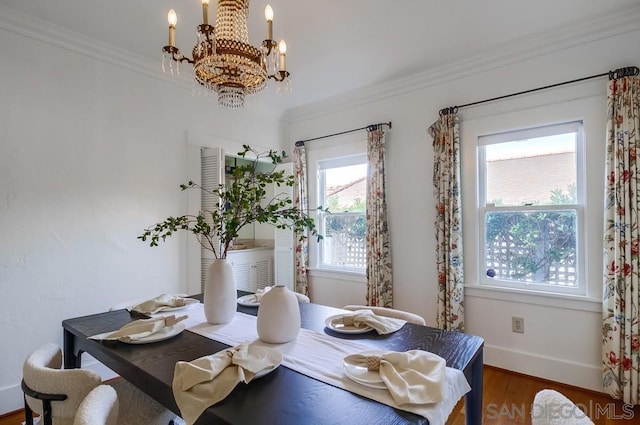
[62,294,483,425]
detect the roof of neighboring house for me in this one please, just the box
[327,177,366,210]
[327,176,366,197]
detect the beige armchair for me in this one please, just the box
[73,385,119,425]
[22,343,177,425]
[532,389,594,425]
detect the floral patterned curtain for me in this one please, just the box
[293,142,310,296]
[365,127,393,307]
[602,73,640,404]
[428,112,465,332]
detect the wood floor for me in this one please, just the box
[446,366,640,425]
[2,366,638,425]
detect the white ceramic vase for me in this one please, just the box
[203,259,237,324]
[257,285,301,343]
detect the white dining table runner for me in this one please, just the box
[173,304,470,425]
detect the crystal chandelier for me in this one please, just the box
[162,0,291,108]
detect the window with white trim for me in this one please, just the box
[478,121,584,294]
[317,154,367,272]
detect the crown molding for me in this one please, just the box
[0,5,191,89]
[0,5,279,117]
[284,4,640,124]
[2,4,639,124]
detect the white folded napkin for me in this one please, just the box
[130,294,199,314]
[253,286,310,303]
[344,350,446,406]
[172,343,280,425]
[89,316,174,342]
[332,309,406,334]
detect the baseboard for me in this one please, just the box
[0,383,23,416]
[0,358,118,415]
[484,343,603,392]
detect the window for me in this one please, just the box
[478,122,584,294]
[317,154,367,271]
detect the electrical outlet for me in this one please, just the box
[512,317,524,333]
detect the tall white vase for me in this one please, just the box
[257,285,301,343]
[203,259,237,324]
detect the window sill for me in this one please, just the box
[465,284,601,313]
[307,268,366,283]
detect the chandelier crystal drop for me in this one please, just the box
[162,0,291,108]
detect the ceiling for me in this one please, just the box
[2,0,639,114]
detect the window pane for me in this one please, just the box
[322,213,366,269]
[324,164,367,213]
[484,209,577,287]
[485,133,576,206]
[320,161,367,270]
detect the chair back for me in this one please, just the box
[342,305,426,326]
[532,389,594,425]
[295,293,310,303]
[23,343,102,425]
[73,385,119,425]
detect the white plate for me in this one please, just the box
[343,350,387,389]
[325,314,374,334]
[122,323,186,344]
[237,294,260,307]
[248,345,283,379]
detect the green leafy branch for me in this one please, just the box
[139,145,326,259]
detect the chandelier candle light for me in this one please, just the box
[162,0,291,108]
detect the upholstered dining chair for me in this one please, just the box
[295,292,310,303]
[72,385,119,425]
[531,389,594,425]
[341,305,426,326]
[22,343,178,425]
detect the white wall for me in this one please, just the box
[285,24,640,391]
[0,12,282,413]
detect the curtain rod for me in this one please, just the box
[439,66,639,116]
[295,122,392,146]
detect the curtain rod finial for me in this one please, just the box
[367,122,392,132]
[439,106,459,116]
[295,141,305,147]
[609,66,640,80]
